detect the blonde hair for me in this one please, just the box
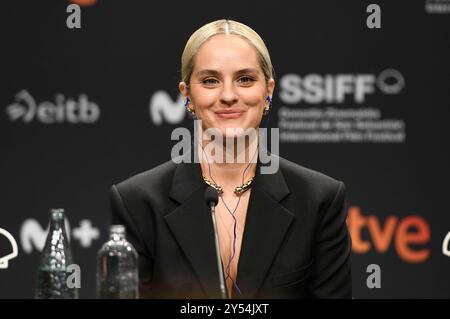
[181,19,275,87]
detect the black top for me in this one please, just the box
[110,153,352,299]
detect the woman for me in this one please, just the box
[110,19,352,299]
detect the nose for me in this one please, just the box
[219,80,238,106]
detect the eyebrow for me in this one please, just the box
[195,68,260,77]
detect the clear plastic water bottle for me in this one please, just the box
[96,225,139,299]
[35,208,79,299]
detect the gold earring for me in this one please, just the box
[185,97,196,116]
[263,95,272,116]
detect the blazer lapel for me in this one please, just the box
[164,160,222,298]
[235,155,294,298]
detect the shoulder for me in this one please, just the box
[277,155,345,204]
[112,159,177,199]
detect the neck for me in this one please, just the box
[197,129,259,191]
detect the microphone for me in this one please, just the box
[204,186,227,299]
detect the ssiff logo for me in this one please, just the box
[0,228,18,269]
[278,69,405,105]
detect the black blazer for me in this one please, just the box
[110,154,352,299]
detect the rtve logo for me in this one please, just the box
[6,90,100,124]
[69,0,97,6]
[347,206,431,263]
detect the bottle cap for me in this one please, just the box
[49,208,65,221]
[109,224,126,236]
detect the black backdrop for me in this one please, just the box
[1,0,450,298]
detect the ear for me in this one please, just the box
[266,78,275,98]
[179,82,189,98]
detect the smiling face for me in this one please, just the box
[180,34,275,138]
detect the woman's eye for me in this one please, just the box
[238,77,255,85]
[202,78,219,85]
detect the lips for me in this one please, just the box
[214,110,246,119]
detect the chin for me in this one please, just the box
[201,118,256,137]
[221,124,257,138]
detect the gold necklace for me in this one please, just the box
[202,175,255,195]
